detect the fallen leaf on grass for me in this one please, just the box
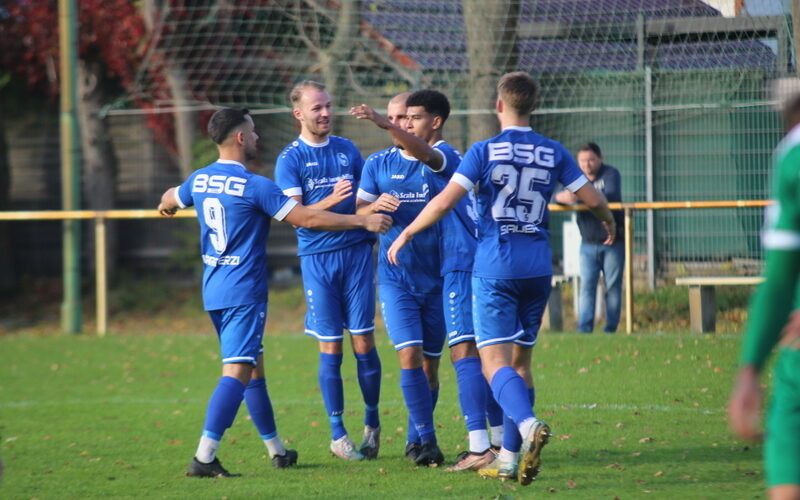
[654,471,663,477]
[557,435,571,440]
[567,479,576,489]
[638,437,654,443]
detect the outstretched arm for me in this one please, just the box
[283,203,392,234]
[356,193,401,215]
[301,178,354,211]
[387,181,467,264]
[350,104,443,171]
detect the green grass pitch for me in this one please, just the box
[0,330,764,499]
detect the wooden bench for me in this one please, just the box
[675,276,764,333]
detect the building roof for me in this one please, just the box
[362,0,777,73]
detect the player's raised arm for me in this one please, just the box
[573,183,616,245]
[350,99,444,171]
[283,203,391,234]
[387,180,467,265]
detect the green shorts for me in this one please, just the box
[766,347,800,487]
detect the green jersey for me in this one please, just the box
[741,125,800,371]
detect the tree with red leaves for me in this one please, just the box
[0,0,146,282]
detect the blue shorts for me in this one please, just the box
[472,276,551,349]
[443,271,475,347]
[379,282,446,357]
[208,302,267,365]
[300,242,375,342]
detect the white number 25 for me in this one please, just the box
[490,164,550,224]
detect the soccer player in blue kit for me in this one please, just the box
[351,91,502,471]
[352,90,462,466]
[274,81,384,461]
[157,107,391,478]
[388,72,616,485]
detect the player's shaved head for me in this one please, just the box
[389,91,412,107]
[290,80,326,106]
[497,72,539,115]
[208,107,251,145]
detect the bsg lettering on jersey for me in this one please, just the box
[488,142,555,167]
[192,174,247,197]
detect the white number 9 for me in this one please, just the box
[203,197,227,254]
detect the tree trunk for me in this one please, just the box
[143,0,196,178]
[165,67,196,178]
[0,96,14,295]
[462,0,520,144]
[319,0,360,114]
[78,58,118,283]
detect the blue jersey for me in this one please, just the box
[452,126,587,279]
[424,141,477,275]
[358,144,457,294]
[176,159,297,310]
[275,135,370,256]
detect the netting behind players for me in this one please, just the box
[121,0,792,279]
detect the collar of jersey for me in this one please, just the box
[298,135,330,148]
[216,159,247,171]
[503,126,532,132]
[399,149,419,161]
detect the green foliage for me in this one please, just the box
[191,137,218,172]
[0,329,763,499]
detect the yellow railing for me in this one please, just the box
[0,200,773,336]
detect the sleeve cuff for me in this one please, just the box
[425,149,446,173]
[451,173,474,192]
[565,176,589,192]
[274,198,299,221]
[174,186,187,209]
[282,187,303,197]
[357,188,378,203]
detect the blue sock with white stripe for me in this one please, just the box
[400,367,436,444]
[355,348,381,429]
[244,378,277,437]
[491,366,534,427]
[454,357,487,432]
[203,376,246,435]
[319,352,346,440]
[244,377,286,457]
[501,383,536,453]
[196,376,245,462]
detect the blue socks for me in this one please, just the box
[454,357,488,431]
[501,382,536,453]
[486,380,504,428]
[355,348,382,429]
[203,376,246,438]
[319,352,346,440]
[400,367,436,444]
[244,378,277,438]
[490,366,534,428]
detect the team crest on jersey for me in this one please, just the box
[337,152,350,167]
